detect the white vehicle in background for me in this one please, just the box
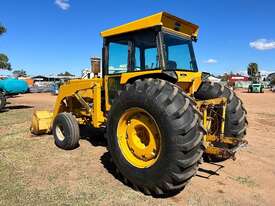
[208,75,221,83]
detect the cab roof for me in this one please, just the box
[100,12,199,39]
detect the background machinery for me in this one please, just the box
[0,78,28,110]
[247,63,264,93]
[31,12,248,196]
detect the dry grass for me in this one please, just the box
[1,91,275,206]
[0,108,173,206]
[0,108,239,206]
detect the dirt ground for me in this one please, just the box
[0,90,275,206]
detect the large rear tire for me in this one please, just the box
[52,112,80,150]
[107,78,205,196]
[195,82,248,161]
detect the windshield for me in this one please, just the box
[163,32,198,71]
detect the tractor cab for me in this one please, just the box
[98,12,203,110]
[102,17,198,74]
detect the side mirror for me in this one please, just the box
[91,57,101,77]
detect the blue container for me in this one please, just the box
[0,78,28,94]
[50,84,59,95]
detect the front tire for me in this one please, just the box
[53,112,80,150]
[107,79,205,196]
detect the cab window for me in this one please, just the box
[133,30,160,71]
[163,32,198,71]
[144,48,158,69]
[107,29,161,74]
[108,41,128,74]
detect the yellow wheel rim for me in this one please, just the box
[117,108,161,168]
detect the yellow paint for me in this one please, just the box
[120,70,162,84]
[203,110,207,142]
[176,71,202,94]
[204,146,224,156]
[104,74,121,111]
[30,111,53,135]
[221,101,227,137]
[117,108,161,168]
[92,80,105,128]
[119,70,202,95]
[206,135,239,145]
[101,12,199,38]
[196,97,227,108]
[52,78,105,128]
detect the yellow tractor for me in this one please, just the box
[31,12,248,196]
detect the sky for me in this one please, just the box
[0,0,275,76]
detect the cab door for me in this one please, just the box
[103,39,131,111]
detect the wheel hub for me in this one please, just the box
[126,118,158,160]
[117,108,161,168]
[56,125,65,141]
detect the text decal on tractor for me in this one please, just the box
[31,12,248,196]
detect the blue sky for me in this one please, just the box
[1,0,275,76]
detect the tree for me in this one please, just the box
[0,53,11,70]
[0,24,11,71]
[57,71,74,76]
[247,63,258,76]
[12,69,27,77]
[247,62,261,83]
[0,24,6,36]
